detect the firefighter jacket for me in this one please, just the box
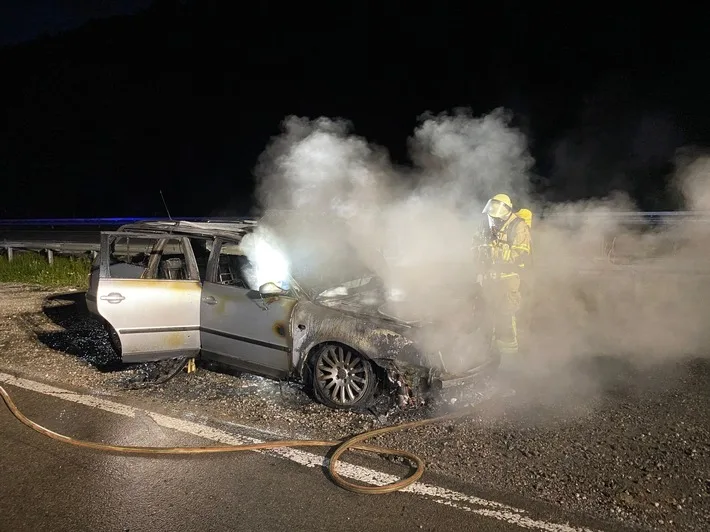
[488,213,531,278]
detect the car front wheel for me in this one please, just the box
[311,344,376,410]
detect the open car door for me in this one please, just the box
[96,231,202,363]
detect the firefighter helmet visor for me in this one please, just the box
[482,198,513,220]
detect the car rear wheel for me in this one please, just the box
[311,344,376,410]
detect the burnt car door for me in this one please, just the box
[94,231,202,363]
[199,237,293,378]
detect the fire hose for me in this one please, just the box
[0,383,500,495]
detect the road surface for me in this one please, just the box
[2,284,709,531]
[0,377,614,532]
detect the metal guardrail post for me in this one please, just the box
[47,249,54,265]
[7,248,13,262]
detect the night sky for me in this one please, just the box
[0,1,707,218]
[0,0,153,46]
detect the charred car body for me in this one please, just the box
[85,219,498,410]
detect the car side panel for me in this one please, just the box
[97,278,202,362]
[85,253,101,316]
[95,232,202,363]
[200,280,293,376]
[290,300,431,374]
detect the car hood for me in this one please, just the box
[316,288,429,328]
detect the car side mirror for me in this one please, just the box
[259,282,287,297]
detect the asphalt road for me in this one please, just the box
[0,380,613,532]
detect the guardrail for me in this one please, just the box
[0,217,255,263]
[0,216,252,227]
[3,212,710,268]
[3,211,710,227]
[0,217,161,226]
[0,236,100,264]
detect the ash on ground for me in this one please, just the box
[1,283,709,532]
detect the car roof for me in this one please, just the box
[117,218,258,241]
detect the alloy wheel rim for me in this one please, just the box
[316,345,368,405]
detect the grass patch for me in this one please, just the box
[0,252,91,289]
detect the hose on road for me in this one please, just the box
[0,383,499,495]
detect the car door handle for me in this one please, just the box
[202,296,217,305]
[100,292,125,304]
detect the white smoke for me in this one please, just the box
[239,227,291,290]
[245,108,710,392]
[408,108,534,208]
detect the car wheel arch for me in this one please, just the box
[297,339,390,380]
[103,319,122,357]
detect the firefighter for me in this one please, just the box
[480,193,532,360]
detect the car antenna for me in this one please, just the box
[159,190,173,221]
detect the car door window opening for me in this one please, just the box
[107,235,197,281]
[215,244,253,289]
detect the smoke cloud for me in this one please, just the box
[245,108,710,403]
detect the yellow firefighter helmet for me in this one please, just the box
[482,193,513,220]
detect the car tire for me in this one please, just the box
[310,344,377,410]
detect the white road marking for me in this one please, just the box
[0,372,601,532]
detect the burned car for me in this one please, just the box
[85,219,498,410]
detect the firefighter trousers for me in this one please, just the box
[489,274,521,356]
